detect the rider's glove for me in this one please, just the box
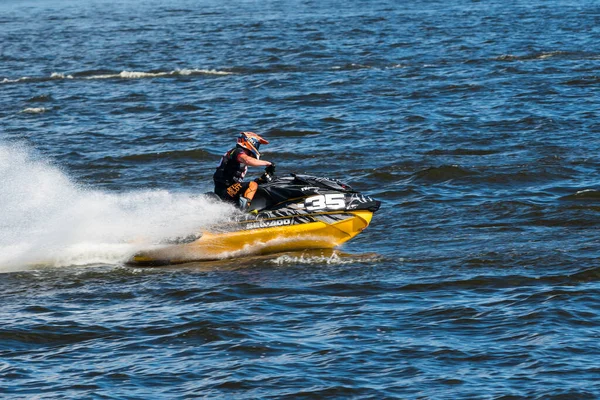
[265,163,276,176]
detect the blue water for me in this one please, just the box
[1,0,600,398]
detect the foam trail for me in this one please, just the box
[0,142,234,272]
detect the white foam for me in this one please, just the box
[22,107,48,114]
[88,69,232,79]
[271,252,352,265]
[78,71,161,80]
[0,142,234,272]
[50,72,74,79]
[177,68,232,76]
[1,76,32,84]
[270,251,385,265]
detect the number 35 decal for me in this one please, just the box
[304,194,346,211]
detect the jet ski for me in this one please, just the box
[128,171,381,266]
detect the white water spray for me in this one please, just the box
[0,143,234,271]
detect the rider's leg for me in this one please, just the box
[238,181,258,210]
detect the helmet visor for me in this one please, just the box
[248,137,261,151]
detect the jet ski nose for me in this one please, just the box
[370,200,381,212]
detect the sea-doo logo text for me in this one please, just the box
[305,194,346,211]
[246,219,292,230]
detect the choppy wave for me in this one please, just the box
[563,76,600,86]
[26,94,53,103]
[0,68,232,85]
[84,69,232,79]
[425,148,499,156]
[560,189,600,201]
[111,148,214,162]
[413,165,477,182]
[267,129,321,137]
[494,51,597,62]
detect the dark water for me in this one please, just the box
[2,0,600,397]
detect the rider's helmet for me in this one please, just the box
[236,131,269,159]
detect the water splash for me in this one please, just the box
[0,142,234,271]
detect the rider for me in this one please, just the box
[213,131,275,210]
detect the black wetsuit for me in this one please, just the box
[213,147,249,203]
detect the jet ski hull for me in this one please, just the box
[128,210,374,266]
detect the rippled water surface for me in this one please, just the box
[1,0,600,398]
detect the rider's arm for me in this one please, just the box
[238,152,272,167]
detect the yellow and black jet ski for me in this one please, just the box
[127,172,380,266]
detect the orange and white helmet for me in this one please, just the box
[236,131,269,159]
